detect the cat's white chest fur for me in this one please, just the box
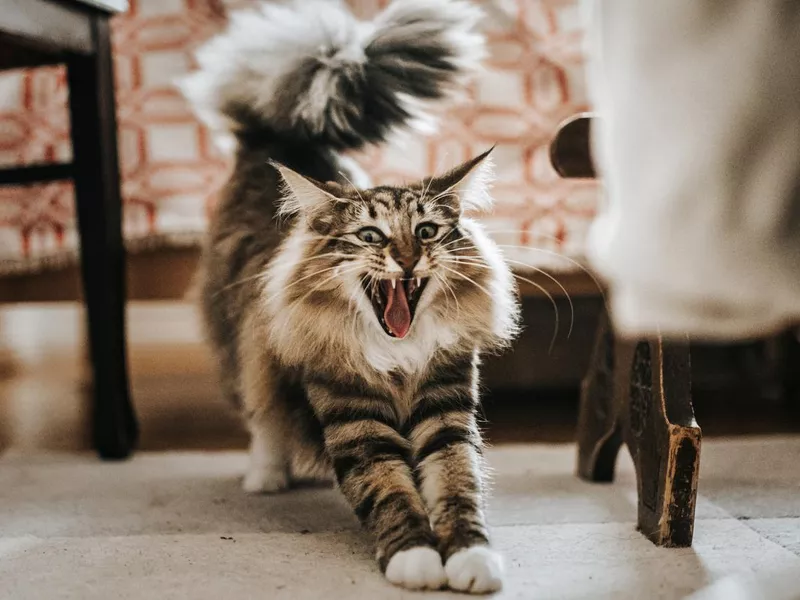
[356,290,461,375]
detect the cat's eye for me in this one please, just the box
[356,227,386,245]
[416,223,439,241]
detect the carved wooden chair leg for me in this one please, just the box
[577,310,623,482]
[550,112,702,546]
[621,337,702,547]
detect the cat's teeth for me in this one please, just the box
[416,277,421,288]
[391,279,396,289]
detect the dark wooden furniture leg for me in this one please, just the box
[577,310,623,482]
[67,15,137,459]
[622,337,701,546]
[577,312,702,546]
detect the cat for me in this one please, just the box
[181,0,520,593]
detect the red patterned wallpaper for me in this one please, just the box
[0,0,597,275]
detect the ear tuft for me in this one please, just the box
[428,147,495,214]
[270,161,343,217]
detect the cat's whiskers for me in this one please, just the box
[419,150,447,203]
[437,250,574,340]
[338,170,367,205]
[438,257,564,351]
[497,245,605,290]
[282,263,367,325]
[307,232,371,251]
[262,260,361,306]
[214,251,353,296]
[347,275,368,340]
[292,251,355,269]
[475,228,607,296]
[432,234,484,253]
[419,174,435,205]
[428,190,460,207]
[433,233,587,336]
[435,262,494,303]
[423,202,461,215]
[490,243,607,307]
[502,260,573,339]
[214,272,269,296]
[430,234,484,257]
[434,271,461,317]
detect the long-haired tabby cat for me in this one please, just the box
[181,0,519,592]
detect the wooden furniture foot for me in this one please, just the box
[577,313,702,547]
[622,337,701,547]
[577,310,623,482]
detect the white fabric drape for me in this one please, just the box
[584,0,800,339]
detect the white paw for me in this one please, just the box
[242,465,290,494]
[445,546,504,594]
[385,547,447,591]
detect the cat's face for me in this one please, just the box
[275,150,502,341]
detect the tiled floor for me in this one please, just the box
[1,303,800,598]
[1,443,799,599]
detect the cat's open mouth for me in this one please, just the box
[364,277,429,339]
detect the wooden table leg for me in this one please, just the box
[577,310,623,482]
[622,337,701,547]
[67,14,137,460]
[577,312,702,547]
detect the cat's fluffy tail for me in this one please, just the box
[180,0,485,152]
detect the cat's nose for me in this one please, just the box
[393,253,418,272]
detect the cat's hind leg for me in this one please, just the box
[243,414,291,493]
[239,334,291,494]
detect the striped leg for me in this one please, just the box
[238,339,291,494]
[408,375,504,593]
[306,379,445,590]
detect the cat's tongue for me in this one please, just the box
[382,280,411,338]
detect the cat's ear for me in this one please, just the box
[271,161,342,218]
[427,147,495,214]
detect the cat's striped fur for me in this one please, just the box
[181,0,519,593]
[311,348,486,569]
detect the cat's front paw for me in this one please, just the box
[385,547,447,591]
[242,465,290,494]
[445,546,504,594]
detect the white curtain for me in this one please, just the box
[584,0,800,339]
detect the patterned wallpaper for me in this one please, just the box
[0,0,597,275]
